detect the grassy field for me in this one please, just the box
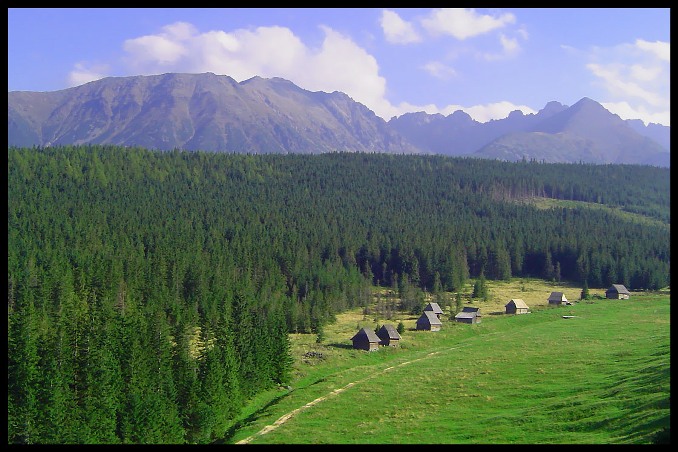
[222,280,670,444]
[514,197,670,229]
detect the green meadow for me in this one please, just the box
[224,286,670,444]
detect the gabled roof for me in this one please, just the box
[424,302,444,314]
[462,306,480,313]
[455,311,478,319]
[351,327,380,342]
[606,284,630,294]
[548,291,567,301]
[377,324,401,340]
[506,299,529,309]
[417,311,442,325]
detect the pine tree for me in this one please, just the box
[580,280,590,300]
[472,272,489,301]
[455,292,463,314]
[8,285,40,444]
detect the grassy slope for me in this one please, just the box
[515,197,670,229]
[223,282,670,444]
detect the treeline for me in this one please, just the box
[7,145,670,443]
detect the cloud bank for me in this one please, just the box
[586,38,670,125]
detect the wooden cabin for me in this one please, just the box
[416,311,442,331]
[376,324,401,347]
[351,327,381,351]
[455,306,481,324]
[423,302,444,318]
[605,284,630,299]
[505,298,529,314]
[548,291,569,305]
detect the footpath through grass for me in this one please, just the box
[223,290,670,444]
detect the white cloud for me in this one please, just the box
[462,101,536,123]
[516,27,529,41]
[586,63,664,106]
[635,39,670,62]
[299,26,388,115]
[65,18,546,126]
[67,62,109,87]
[601,101,669,127]
[123,22,192,68]
[420,8,515,40]
[482,33,522,61]
[422,61,457,80]
[390,99,536,123]
[584,39,669,125]
[112,22,391,118]
[499,34,519,55]
[380,9,421,44]
[629,64,661,82]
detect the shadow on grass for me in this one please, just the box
[327,342,354,350]
[219,390,291,444]
[218,376,330,444]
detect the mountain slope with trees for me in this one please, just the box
[7,145,670,443]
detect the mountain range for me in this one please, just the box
[7,72,670,167]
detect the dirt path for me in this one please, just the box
[235,351,441,444]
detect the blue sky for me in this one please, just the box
[8,8,670,126]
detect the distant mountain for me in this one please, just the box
[7,73,420,154]
[8,73,669,167]
[387,101,569,156]
[626,119,670,151]
[473,97,669,166]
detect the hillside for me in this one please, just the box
[8,73,670,166]
[474,97,669,166]
[7,73,419,154]
[226,288,670,444]
[8,146,670,444]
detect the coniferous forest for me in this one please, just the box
[7,145,670,443]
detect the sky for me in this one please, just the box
[7,8,671,126]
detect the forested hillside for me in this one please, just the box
[7,145,670,444]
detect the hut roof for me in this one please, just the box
[424,302,444,314]
[377,324,401,340]
[607,284,630,295]
[506,299,529,309]
[455,311,478,320]
[418,311,442,325]
[351,327,380,343]
[462,306,481,313]
[548,291,567,301]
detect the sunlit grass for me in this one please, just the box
[224,285,669,444]
[516,197,669,228]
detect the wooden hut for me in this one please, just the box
[351,327,381,351]
[423,302,444,318]
[505,299,529,314]
[416,311,442,331]
[548,292,569,305]
[376,324,401,347]
[455,306,481,324]
[605,284,630,299]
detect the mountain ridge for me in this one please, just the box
[8,72,669,167]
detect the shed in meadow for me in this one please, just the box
[423,302,444,318]
[505,299,529,314]
[548,292,569,305]
[416,311,442,331]
[376,324,401,347]
[605,284,630,299]
[351,327,381,351]
[455,306,481,324]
